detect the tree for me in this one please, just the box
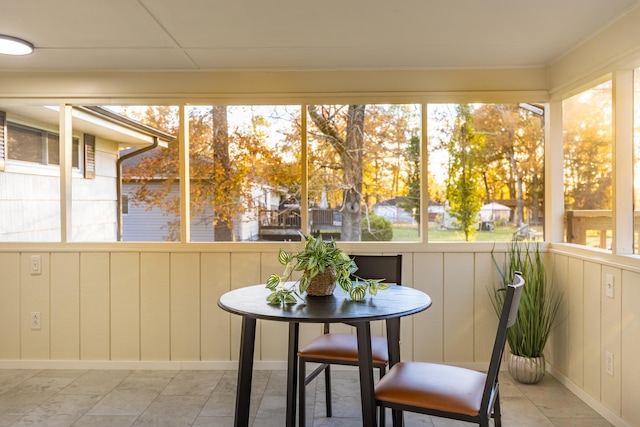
[308,105,366,241]
[475,104,525,224]
[563,82,612,210]
[398,134,421,223]
[122,106,298,241]
[446,104,485,241]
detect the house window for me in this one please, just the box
[122,195,129,215]
[7,122,79,168]
[563,80,613,249]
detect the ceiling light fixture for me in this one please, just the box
[0,35,34,55]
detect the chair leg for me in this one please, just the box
[493,391,502,427]
[299,358,306,427]
[378,366,386,427]
[324,364,332,417]
[391,408,403,427]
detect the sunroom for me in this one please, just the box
[1,1,640,426]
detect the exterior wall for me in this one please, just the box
[0,171,60,242]
[0,128,120,242]
[122,181,183,242]
[72,139,118,242]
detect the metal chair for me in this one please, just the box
[297,254,402,427]
[375,271,525,427]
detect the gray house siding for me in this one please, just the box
[122,181,214,242]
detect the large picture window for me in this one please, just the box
[1,102,548,243]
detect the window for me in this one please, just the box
[563,80,613,249]
[116,105,181,242]
[7,123,79,168]
[307,104,421,242]
[1,102,548,243]
[427,103,545,242]
[122,195,129,215]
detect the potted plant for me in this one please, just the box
[266,232,387,304]
[490,240,562,384]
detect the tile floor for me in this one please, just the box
[0,368,612,426]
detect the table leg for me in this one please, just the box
[286,322,299,427]
[355,322,376,426]
[235,316,256,427]
[385,317,401,367]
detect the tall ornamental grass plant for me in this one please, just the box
[490,240,562,358]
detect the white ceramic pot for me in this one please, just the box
[507,353,545,384]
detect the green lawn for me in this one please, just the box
[390,223,542,242]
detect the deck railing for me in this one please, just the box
[565,210,640,249]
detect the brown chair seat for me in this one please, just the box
[375,361,486,416]
[298,333,389,365]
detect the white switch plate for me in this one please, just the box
[30,255,42,275]
[605,274,614,298]
[605,351,614,376]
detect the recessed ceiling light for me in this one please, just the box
[0,35,34,55]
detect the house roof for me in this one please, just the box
[0,0,638,72]
[0,105,174,148]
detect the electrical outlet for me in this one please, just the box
[605,351,614,376]
[30,312,41,330]
[605,274,614,298]
[30,255,42,275]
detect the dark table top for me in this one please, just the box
[218,283,432,323]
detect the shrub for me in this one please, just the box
[361,213,393,241]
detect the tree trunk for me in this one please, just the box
[340,105,366,241]
[308,104,366,241]
[211,106,234,241]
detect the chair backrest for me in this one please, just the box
[481,271,525,411]
[349,254,402,285]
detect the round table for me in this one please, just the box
[218,283,431,427]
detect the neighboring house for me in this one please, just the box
[0,106,173,242]
[479,202,511,222]
[372,197,417,224]
[121,147,282,241]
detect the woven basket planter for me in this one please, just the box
[305,269,337,296]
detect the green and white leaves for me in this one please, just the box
[265,232,388,305]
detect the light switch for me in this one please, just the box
[30,255,42,275]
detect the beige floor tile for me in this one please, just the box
[160,370,224,396]
[87,390,158,416]
[0,392,54,416]
[0,414,22,427]
[59,370,132,396]
[71,414,138,427]
[0,368,616,426]
[132,395,208,426]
